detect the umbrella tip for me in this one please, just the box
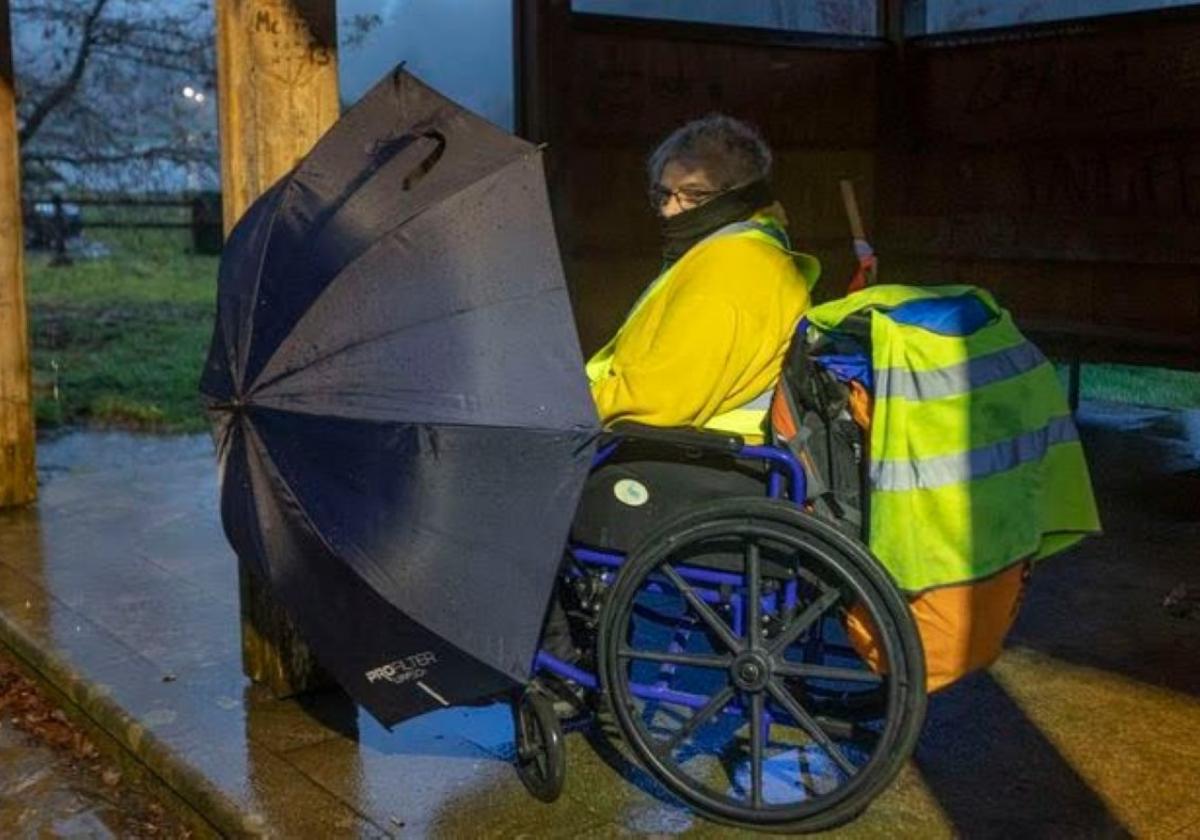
[207,397,245,414]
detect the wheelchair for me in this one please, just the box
[510,419,928,834]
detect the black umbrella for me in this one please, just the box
[200,67,598,726]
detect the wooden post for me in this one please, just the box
[880,0,910,43]
[214,0,337,696]
[514,0,575,309]
[0,0,36,510]
[874,0,912,281]
[215,0,338,233]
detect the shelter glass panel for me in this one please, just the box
[915,0,1200,32]
[337,0,515,130]
[570,1,879,36]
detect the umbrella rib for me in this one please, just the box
[248,284,562,397]
[240,419,349,569]
[244,153,540,395]
[238,419,524,693]
[238,181,291,395]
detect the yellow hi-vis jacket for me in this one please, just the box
[586,213,819,441]
[806,284,1101,593]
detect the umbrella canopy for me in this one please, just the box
[201,67,598,726]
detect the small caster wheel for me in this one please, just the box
[512,688,566,802]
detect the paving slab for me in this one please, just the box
[0,410,1196,838]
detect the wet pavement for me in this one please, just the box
[0,650,191,838]
[0,406,1197,838]
[0,719,122,837]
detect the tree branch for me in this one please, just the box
[25,145,215,166]
[18,0,111,146]
[91,45,211,77]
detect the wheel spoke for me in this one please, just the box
[766,679,859,778]
[659,685,737,756]
[618,647,733,670]
[746,540,762,648]
[516,706,532,748]
[767,587,841,657]
[773,662,884,684]
[749,692,765,808]
[660,564,744,654]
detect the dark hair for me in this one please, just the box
[647,114,773,190]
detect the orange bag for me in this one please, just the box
[846,562,1030,693]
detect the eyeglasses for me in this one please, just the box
[648,183,729,211]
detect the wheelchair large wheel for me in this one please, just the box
[598,498,925,833]
[512,688,566,803]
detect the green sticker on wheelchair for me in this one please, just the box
[613,479,650,507]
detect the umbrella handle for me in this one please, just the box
[401,130,446,191]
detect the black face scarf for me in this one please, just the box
[659,179,776,266]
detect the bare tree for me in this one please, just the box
[13,0,217,193]
[342,12,382,49]
[939,0,1051,32]
[13,1,380,195]
[815,0,876,35]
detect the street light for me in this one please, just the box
[176,85,209,192]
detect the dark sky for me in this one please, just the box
[338,0,514,130]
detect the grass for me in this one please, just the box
[1069,364,1200,411]
[27,225,218,433]
[23,223,1200,436]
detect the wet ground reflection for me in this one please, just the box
[0,412,1195,837]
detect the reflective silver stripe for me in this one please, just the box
[711,220,761,237]
[700,219,790,251]
[741,387,775,412]
[709,220,769,239]
[870,414,1079,491]
[875,341,1048,402]
[707,386,775,431]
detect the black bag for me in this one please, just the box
[771,319,869,539]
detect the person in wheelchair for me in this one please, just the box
[541,115,820,671]
[587,113,819,440]
[545,116,1099,701]
[520,120,1097,829]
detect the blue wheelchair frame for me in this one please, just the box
[533,435,810,713]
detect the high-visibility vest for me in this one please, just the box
[806,284,1101,593]
[586,215,819,438]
